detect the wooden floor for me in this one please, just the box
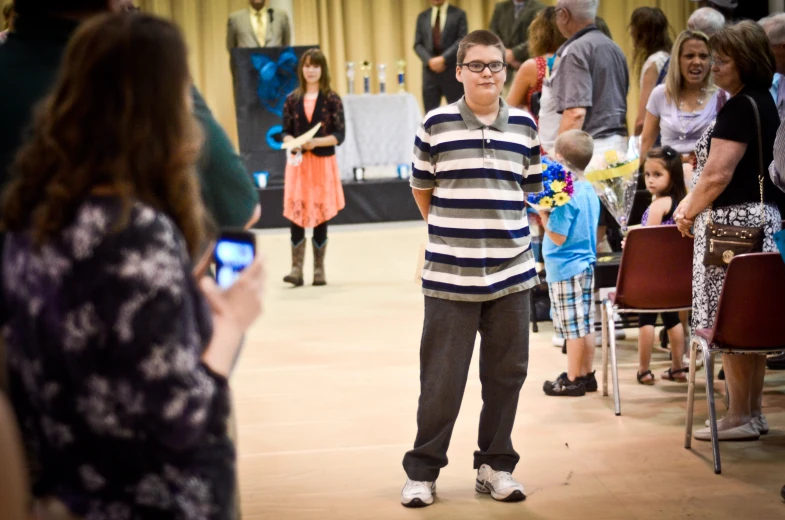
[234,222,785,520]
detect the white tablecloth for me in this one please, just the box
[336,93,423,180]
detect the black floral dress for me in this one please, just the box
[691,121,782,331]
[3,197,234,520]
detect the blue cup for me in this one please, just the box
[397,164,410,179]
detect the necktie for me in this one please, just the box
[255,10,265,47]
[433,8,442,55]
[514,1,526,18]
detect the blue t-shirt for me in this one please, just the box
[542,180,600,283]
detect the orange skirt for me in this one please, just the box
[283,152,345,228]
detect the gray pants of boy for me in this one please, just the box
[402,290,531,482]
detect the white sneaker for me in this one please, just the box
[475,464,526,502]
[401,479,435,507]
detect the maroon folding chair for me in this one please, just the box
[684,252,785,474]
[601,226,694,415]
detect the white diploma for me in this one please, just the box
[281,123,322,150]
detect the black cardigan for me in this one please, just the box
[282,90,345,157]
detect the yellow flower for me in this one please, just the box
[539,197,554,208]
[554,193,570,206]
[604,150,619,165]
[550,180,566,193]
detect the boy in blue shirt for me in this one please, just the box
[537,130,601,397]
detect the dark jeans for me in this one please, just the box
[290,222,327,246]
[402,290,531,482]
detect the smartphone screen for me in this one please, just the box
[214,232,255,289]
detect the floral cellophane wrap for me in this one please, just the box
[584,141,640,233]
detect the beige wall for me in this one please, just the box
[139,0,696,146]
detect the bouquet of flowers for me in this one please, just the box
[585,143,640,233]
[526,157,575,212]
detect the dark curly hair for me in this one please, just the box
[2,13,210,258]
[629,7,673,80]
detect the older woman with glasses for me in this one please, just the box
[675,21,785,442]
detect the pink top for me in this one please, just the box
[304,97,316,122]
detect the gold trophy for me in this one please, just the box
[361,61,372,94]
[397,60,407,93]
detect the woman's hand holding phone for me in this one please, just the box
[199,254,266,378]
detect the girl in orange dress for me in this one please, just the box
[281,48,346,286]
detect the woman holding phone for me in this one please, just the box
[282,48,345,287]
[1,13,264,518]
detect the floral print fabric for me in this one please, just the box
[3,197,234,520]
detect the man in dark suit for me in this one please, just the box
[414,0,468,113]
[489,0,546,84]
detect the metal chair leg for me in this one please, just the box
[601,301,609,397]
[685,336,702,449]
[704,345,721,474]
[607,301,621,416]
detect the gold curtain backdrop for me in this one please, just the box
[138,0,696,147]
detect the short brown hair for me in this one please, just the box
[457,30,505,64]
[528,7,566,58]
[555,130,594,172]
[710,21,775,90]
[295,48,333,97]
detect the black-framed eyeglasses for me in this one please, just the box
[458,61,506,73]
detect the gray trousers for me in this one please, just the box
[402,290,531,482]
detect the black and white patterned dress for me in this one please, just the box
[3,197,234,520]
[691,122,782,331]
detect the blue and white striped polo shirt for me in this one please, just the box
[411,97,543,302]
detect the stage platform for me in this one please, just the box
[254,178,421,229]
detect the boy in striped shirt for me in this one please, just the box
[401,30,543,508]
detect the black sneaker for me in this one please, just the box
[579,371,598,392]
[543,372,586,396]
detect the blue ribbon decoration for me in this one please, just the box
[250,47,299,118]
[266,125,284,151]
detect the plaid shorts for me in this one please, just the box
[548,266,595,340]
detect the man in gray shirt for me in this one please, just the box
[550,0,628,153]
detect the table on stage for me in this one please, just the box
[336,93,423,180]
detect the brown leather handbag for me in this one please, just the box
[703,95,765,267]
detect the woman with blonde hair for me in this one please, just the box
[282,48,345,287]
[641,30,723,178]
